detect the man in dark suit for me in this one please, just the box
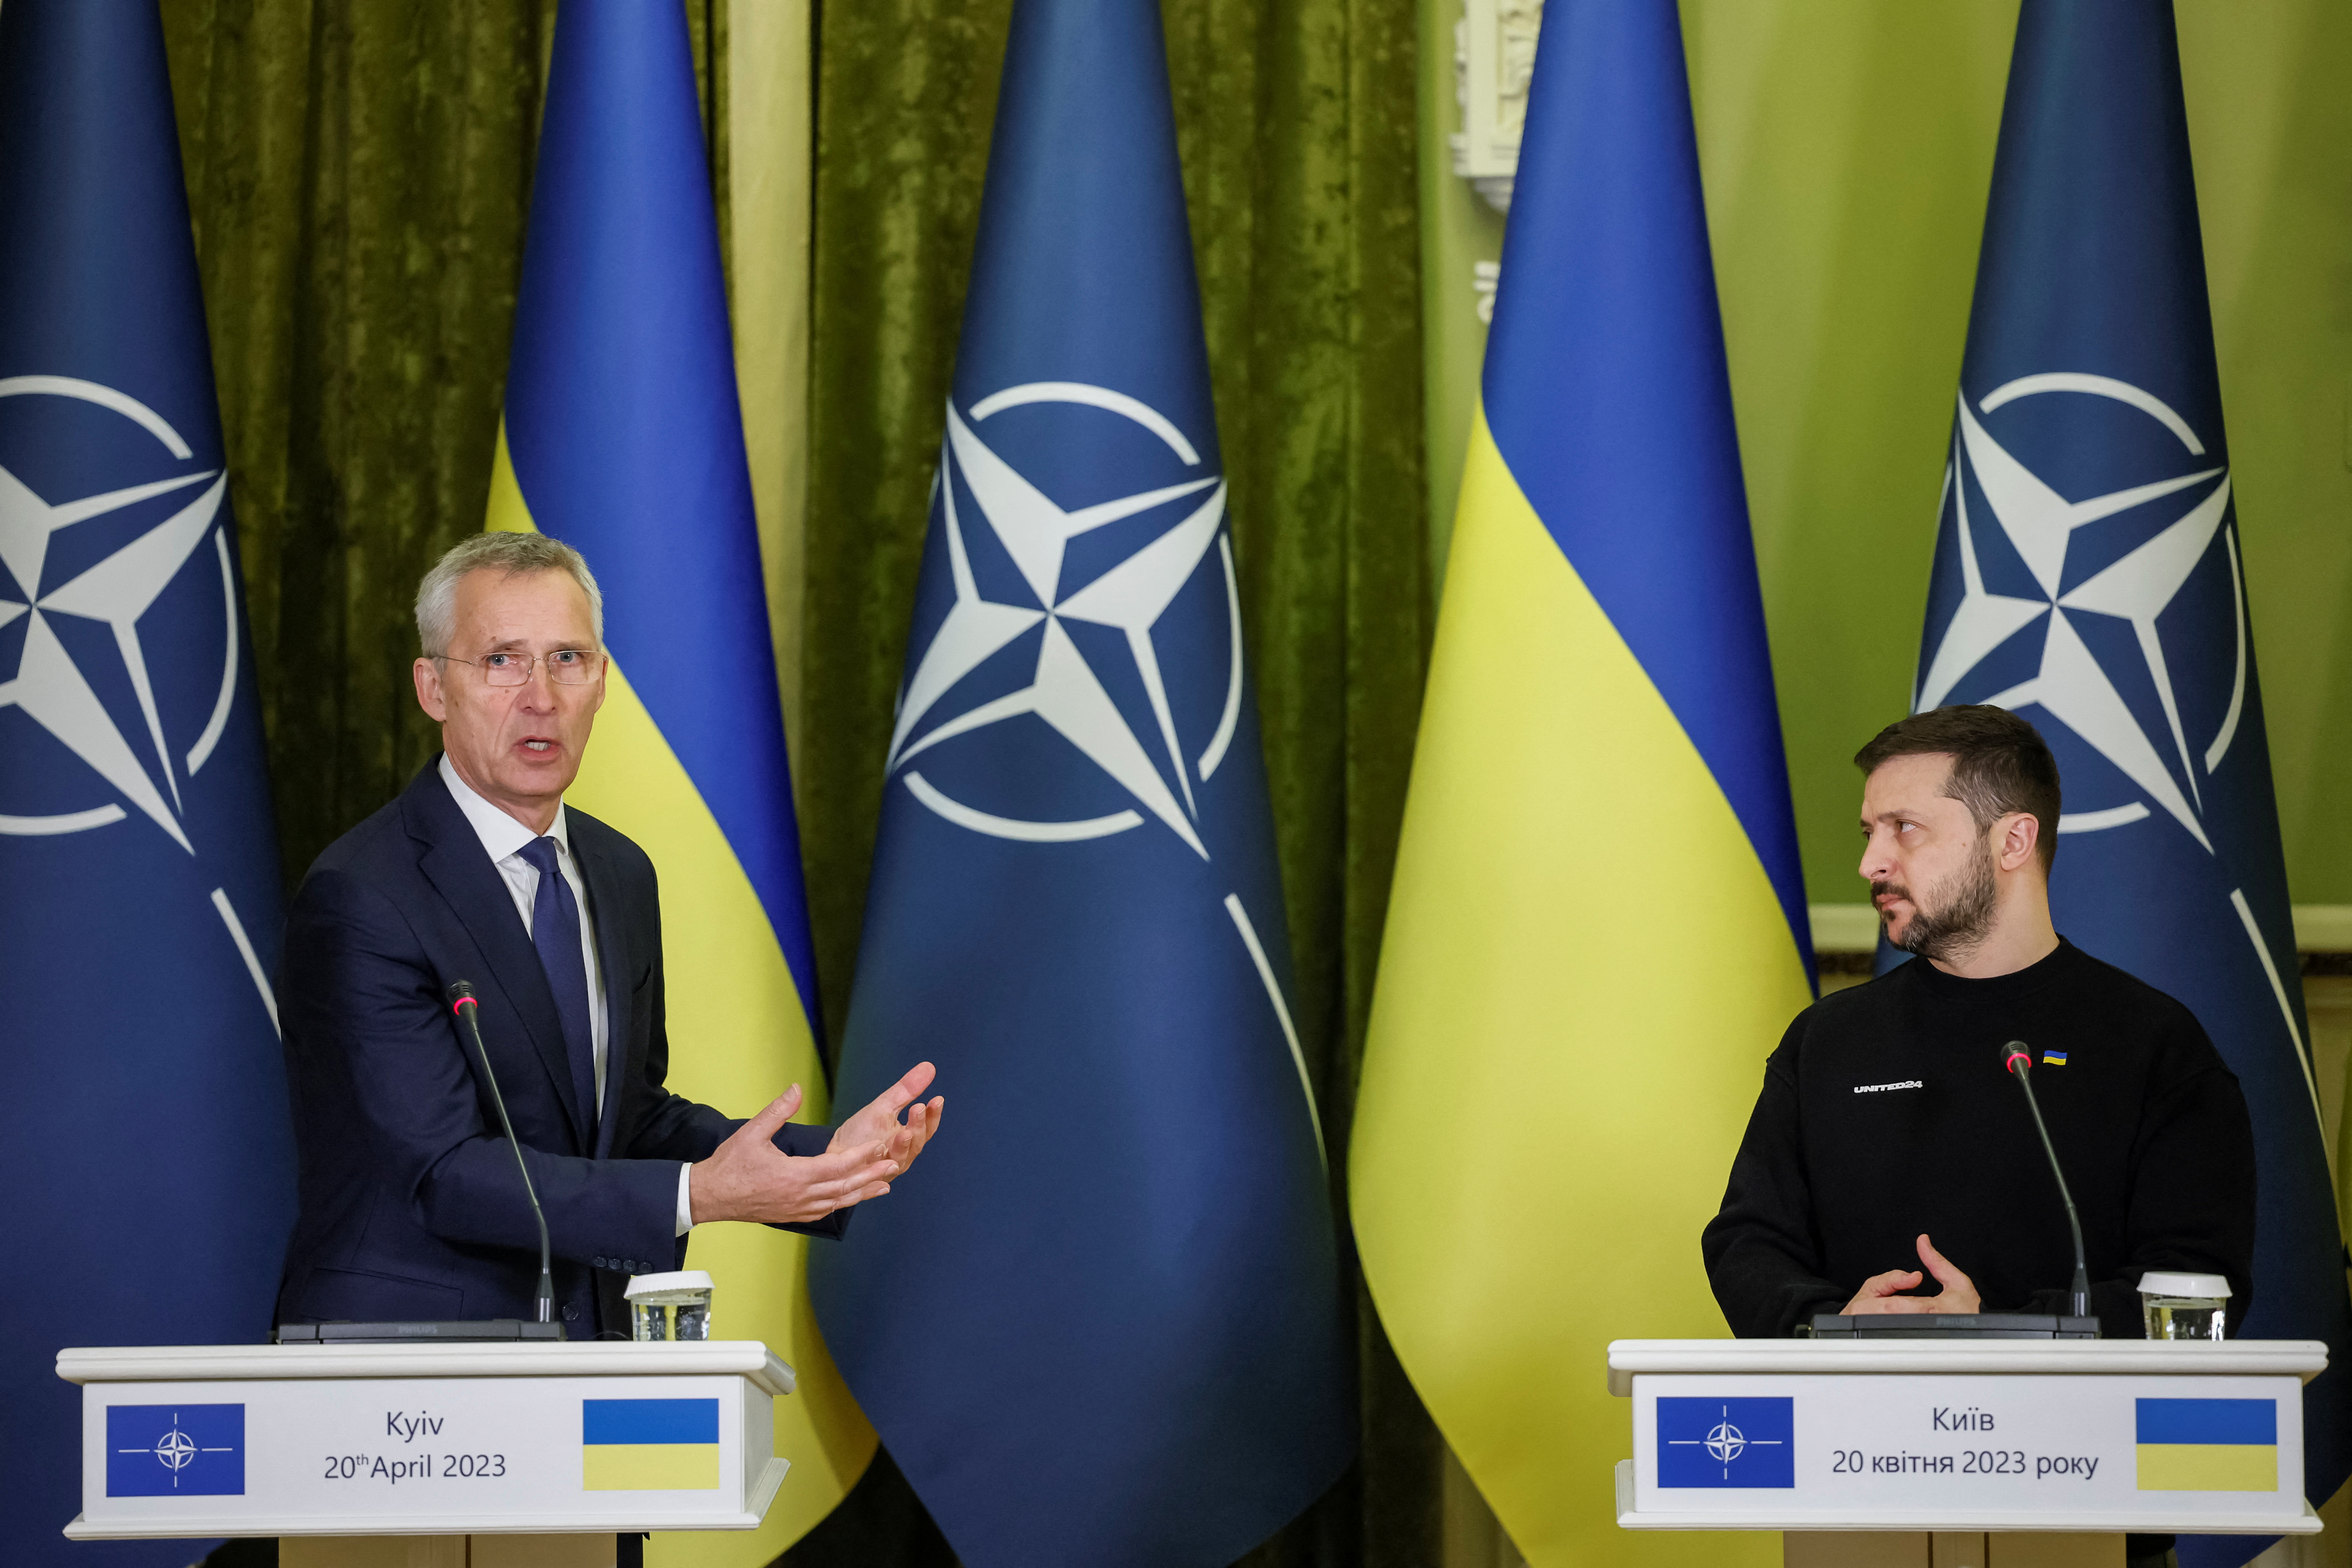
[277,532,942,1337]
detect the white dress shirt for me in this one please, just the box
[438,756,696,1236]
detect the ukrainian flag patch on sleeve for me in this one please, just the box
[582,1397,721,1491]
[2135,1398,2277,1491]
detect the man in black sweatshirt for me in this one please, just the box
[1702,705,2255,1343]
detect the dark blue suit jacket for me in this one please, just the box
[275,760,839,1336]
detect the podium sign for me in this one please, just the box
[60,1340,793,1539]
[1610,1338,2324,1536]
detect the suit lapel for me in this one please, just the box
[404,763,591,1148]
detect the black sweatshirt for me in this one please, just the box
[1702,939,2255,1340]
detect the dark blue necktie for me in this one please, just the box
[518,836,598,1140]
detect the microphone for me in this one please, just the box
[2001,1041,2091,1320]
[448,980,558,1330]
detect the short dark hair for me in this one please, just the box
[1854,705,2062,872]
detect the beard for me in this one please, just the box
[1874,840,1999,962]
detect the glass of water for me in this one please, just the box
[2140,1270,2230,1340]
[623,1269,715,1342]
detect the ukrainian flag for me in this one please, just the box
[2137,1399,2281,1493]
[487,4,870,1557]
[584,1398,723,1492]
[1351,3,1810,1565]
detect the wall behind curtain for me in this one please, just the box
[796,0,1439,1563]
[1420,0,2352,916]
[1700,0,2352,916]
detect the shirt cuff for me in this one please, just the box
[675,1162,696,1237]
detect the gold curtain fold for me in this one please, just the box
[729,0,817,776]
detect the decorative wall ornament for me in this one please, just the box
[1452,0,1542,214]
[1472,260,1501,324]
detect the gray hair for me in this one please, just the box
[414,532,605,656]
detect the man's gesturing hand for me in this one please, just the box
[828,1060,945,1179]
[689,1085,901,1226]
[1841,1233,1984,1316]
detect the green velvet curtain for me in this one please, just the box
[158,0,726,884]
[163,0,1438,1561]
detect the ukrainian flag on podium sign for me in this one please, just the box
[584,1398,723,1493]
[486,4,870,1557]
[1352,3,1810,1565]
[2136,1399,2281,1494]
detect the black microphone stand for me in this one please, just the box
[449,979,560,1331]
[2001,1041,2091,1320]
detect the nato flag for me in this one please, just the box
[807,1,1351,1563]
[1910,2,2350,1556]
[0,3,295,1561]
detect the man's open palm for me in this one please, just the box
[832,1060,945,1176]
[691,1084,898,1226]
[687,1063,943,1227]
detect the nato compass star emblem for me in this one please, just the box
[887,382,1242,860]
[0,375,278,1026]
[887,381,1322,1154]
[1919,373,2238,850]
[1918,372,2313,1097]
[152,1426,201,1472]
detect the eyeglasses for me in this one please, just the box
[436,648,605,687]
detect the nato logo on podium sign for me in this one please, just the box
[1658,1396,1795,1487]
[106,1403,244,1496]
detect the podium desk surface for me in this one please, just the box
[1606,1338,2325,1396]
[57,1339,794,1398]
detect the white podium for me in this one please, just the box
[59,1339,793,1547]
[1610,1338,2325,1566]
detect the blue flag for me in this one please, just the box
[1911,1,2350,1554]
[0,3,295,1563]
[807,2,1352,1562]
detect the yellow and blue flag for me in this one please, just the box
[487,3,869,1557]
[2136,1398,2280,1493]
[1,6,295,1564]
[1352,2,1810,1564]
[583,1398,723,1493]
